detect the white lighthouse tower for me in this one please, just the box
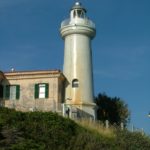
[60,2,96,119]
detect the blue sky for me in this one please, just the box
[0,0,150,133]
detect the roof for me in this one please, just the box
[71,2,86,12]
[4,69,61,75]
[4,69,65,80]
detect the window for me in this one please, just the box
[77,10,82,17]
[72,79,79,88]
[73,10,85,18]
[34,83,49,99]
[4,85,20,100]
[0,85,3,98]
[73,10,76,18]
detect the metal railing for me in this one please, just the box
[61,18,95,29]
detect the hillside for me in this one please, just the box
[0,108,150,150]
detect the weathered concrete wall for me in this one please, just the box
[1,70,65,112]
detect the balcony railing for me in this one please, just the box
[61,18,95,29]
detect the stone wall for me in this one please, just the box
[1,70,65,112]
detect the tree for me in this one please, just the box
[95,93,130,126]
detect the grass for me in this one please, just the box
[75,119,115,138]
[1,107,150,150]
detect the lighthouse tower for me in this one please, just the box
[60,2,96,119]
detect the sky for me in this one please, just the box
[0,0,150,133]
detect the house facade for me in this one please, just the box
[0,70,65,113]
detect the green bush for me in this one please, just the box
[0,108,78,150]
[115,130,150,150]
[0,107,150,150]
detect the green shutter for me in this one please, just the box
[0,85,3,98]
[35,84,39,99]
[16,85,20,100]
[5,85,10,99]
[45,83,49,98]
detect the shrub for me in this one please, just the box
[0,107,150,150]
[115,130,150,149]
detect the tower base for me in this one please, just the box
[62,102,97,120]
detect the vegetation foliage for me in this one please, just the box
[0,107,150,150]
[95,93,130,126]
